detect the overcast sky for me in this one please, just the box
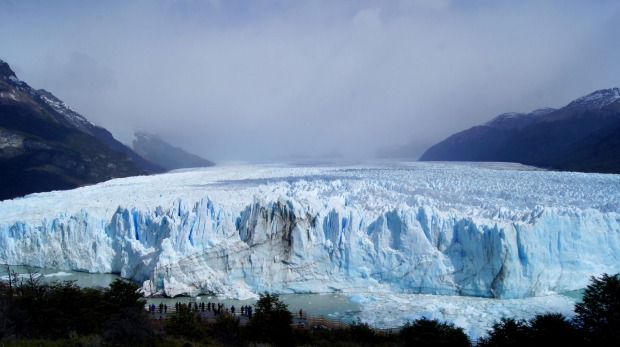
[1,0,619,162]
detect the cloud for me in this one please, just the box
[36,52,117,93]
[1,0,619,162]
[405,0,452,11]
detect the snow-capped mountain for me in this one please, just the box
[0,59,163,200]
[1,60,97,132]
[484,108,555,128]
[564,88,620,110]
[420,88,620,173]
[416,108,555,162]
[1,162,618,300]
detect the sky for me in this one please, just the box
[1,0,619,162]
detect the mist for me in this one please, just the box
[1,0,619,162]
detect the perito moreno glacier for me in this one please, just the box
[0,161,618,300]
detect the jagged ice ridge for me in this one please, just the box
[1,162,619,300]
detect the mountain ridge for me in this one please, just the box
[132,131,214,171]
[419,88,620,173]
[0,59,163,200]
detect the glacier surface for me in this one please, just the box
[1,161,619,300]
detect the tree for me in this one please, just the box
[103,278,147,312]
[476,317,530,347]
[399,317,471,347]
[165,303,207,342]
[247,292,293,346]
[574,272,620,345]
[528,312,583,345]
[347,318,382,346]
[103,307,155,345]
[211,312,243,346]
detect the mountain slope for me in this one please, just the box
[419,109,555,162]
[35,90,164,174]
[132,131,214,171]
[420,88,620,173]
[0,59,162,200]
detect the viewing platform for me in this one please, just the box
[145,303,399,333]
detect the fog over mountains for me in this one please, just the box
[132,131,214,171]
[0,59,165,200]
[0,59,217,201]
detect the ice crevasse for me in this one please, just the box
[0,162,619,299]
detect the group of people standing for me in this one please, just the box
[147,300,254,318]
[147,302,167,313]
[147,301,305,322]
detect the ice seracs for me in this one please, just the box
[1,162,619,300]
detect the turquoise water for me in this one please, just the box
[0,265,120,289]
[560,289,584,302]
[144,293,361,322]
[1,265,361,322]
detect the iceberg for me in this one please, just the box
[1,161,619,300]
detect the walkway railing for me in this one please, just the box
[146,306,401,334]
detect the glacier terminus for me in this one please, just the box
[1,161,619,301]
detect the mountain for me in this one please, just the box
[1,162,618,301]
[132,131,214,171]
[419,88,620,173]
[0,59,163,201]
[419,108,556,162]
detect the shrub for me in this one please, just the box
[165,303,207,342]
[574,272,620,345]
[210,312,243,346]
[399,317,471,347]
[476,317,529,347]
[246,292,293,346]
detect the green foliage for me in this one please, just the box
[476,313,584,347]
[0,267,153,342]
[165,303,207,342]
[574,272,620,345]
[246,291,293,346]
[210,312,243,346]
[104,278,147,312]
[399,317,471,347]
[347,319,381,346]
[103,307,156,345]
[528,312,583,345]
[476,317,530,347]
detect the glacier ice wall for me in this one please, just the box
[1,162,619,299]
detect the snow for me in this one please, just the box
[566,87,620,109]
[8,75,22,85]
[37,91,96,128]
[484,108,555,127]
[0,161,619,305]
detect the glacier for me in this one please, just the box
[1,161,619,301]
